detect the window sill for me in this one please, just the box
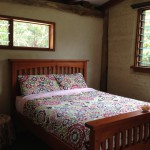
[130,66,150,73]
[0,46,55,51]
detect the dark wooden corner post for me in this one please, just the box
[99,0,126,92]
[100,10,109,92]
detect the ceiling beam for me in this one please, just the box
[98,0,126,10]
[47,0,73,4]
[1,0,103,18]
[131,1,150,9]
[48,0,94,8]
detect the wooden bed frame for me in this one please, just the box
[9,59,150,150]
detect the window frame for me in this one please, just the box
[0,15,55,51]
[132,8,150,73]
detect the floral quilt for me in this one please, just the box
[23,88,148,150]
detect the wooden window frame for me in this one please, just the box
[0,15,55,51]
[131,8,150,73]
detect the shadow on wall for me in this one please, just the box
[0,59,11,114]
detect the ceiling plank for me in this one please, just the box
[98,0,126,10]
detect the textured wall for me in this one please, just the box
[108,0,150,102]
[0,2,103,113]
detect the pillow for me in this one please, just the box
[54,73,87,90]
[18,75,60,96]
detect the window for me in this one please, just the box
[133,8,150,72]
[0,15,55,51]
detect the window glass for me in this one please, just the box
[137,9,150,67]
[13,21,49,48]
[0,19,9,46]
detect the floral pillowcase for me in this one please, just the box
[18,75,60,96]
[54,73,87,90]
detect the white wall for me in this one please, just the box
[0,2,103,113]
[108,0,150,102]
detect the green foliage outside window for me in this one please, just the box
[0,20,9,46]
[13,21,49,48]
[140,10,150,66]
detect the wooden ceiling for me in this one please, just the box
[47,0,125,10]
[0,0,125,17]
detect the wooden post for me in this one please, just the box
[100,10,109,92]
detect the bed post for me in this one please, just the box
[83,61,88,82]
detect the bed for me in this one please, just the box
[9,59,150,150]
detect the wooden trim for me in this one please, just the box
[9,20,13,47]
[131,66,150,73]
[98,0,125,10]
[0,46,55,51]
[134,9,141,67]
[50,23,55,50]
[0,15,55,25]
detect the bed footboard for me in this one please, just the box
[85,110,150,150]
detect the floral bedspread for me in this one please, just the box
[23,88,148,150]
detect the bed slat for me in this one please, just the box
[139,124,143,141]
[133,126,138,144]
[108,137,113,150]
[115,133,120,150]
[128,128,132,146]
[101,141,106,150]
[145,123,149,140]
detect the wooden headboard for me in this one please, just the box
[9,59,88,108]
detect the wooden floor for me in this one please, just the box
[8,132,52,150]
